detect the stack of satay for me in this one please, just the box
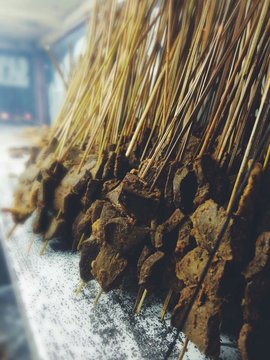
[6,0,270,359]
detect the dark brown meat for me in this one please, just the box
[72,210,92,249]
[107,172,161,223]
[138,251,165,290]
[193,154,229,207]
[238,322,270,360]
[53,160,94,214]
[172,286,222,360]
[243,232,270,281]
[175,247,209,287]
[175,218,196,260]
[32,207,49,234]
[102,179,120,194]
[82,179,101,209]
[154,209,185,250]
[79,238,100,282]
[137,245,154,279]
[102,151,116,180]
[114,151,130,179]
[37,170,59,208]
[236,163,262,219]
[191,199,247,263]
[104,217,150,257]
[238,232,270,360]
[91,244,127,292]
[173,165,197,214]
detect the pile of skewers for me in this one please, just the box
[5,0,270,358]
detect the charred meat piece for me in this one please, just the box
[242,232,270,325]
[107,172,161,223]
[164,160,179,212]
[104,217,150,257]
[137,245,154,279]
[114,151,130,179]
[102,151,116,180]
[154,209,185,250]
[8,182,38,223]
[99,201,120,224]
[32,207,49,234]
[102,179,120,195]
[7,163,43,223]
[89,200,106,224]
[54,160,94,214]
[175,247,208,287]
[238,232,270,360]
[176,246,228,298]
[238,322,270,360]
[172,286,222,360]
[37,170,59,208]
[72,210,92,249]
[191,199,247,263]
[138,251,165,290]
[79,238,100,282]
[236,162,262,219]
[90,202,120,245]
[193,154,229,207]
[82,179,101,209]
[175,218,196,260]
[173,164,197,214]
[18,163,40,185]
[243,232,270,280]
[91,244,127,292]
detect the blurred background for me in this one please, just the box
[0,0,90,126]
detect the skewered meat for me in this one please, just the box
[103,217,150,257]
[102,151,116,180]
[91,244,127,292]
[79,238,100,282]
[175,218,196,260]
[138,251,165,290]
[137,245,154,279]
[238,232,270,360]
[193,155,229,207]
[108,172,161,223]
[236,162,262,219]
[154,208,185,250]
[173,164,197,214]
[32,207,49,234]
[172,286,222,360]
[191,199,247,263]
[82,179,101,209]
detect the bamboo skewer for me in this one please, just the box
[93,287,103,308]
[6,223,17,240]
[40,239,49,256]
[75,280,86,296]
[178,338,189,360]
[135,288,148,315]
[27,235,35,255]
[160,288,173,321]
